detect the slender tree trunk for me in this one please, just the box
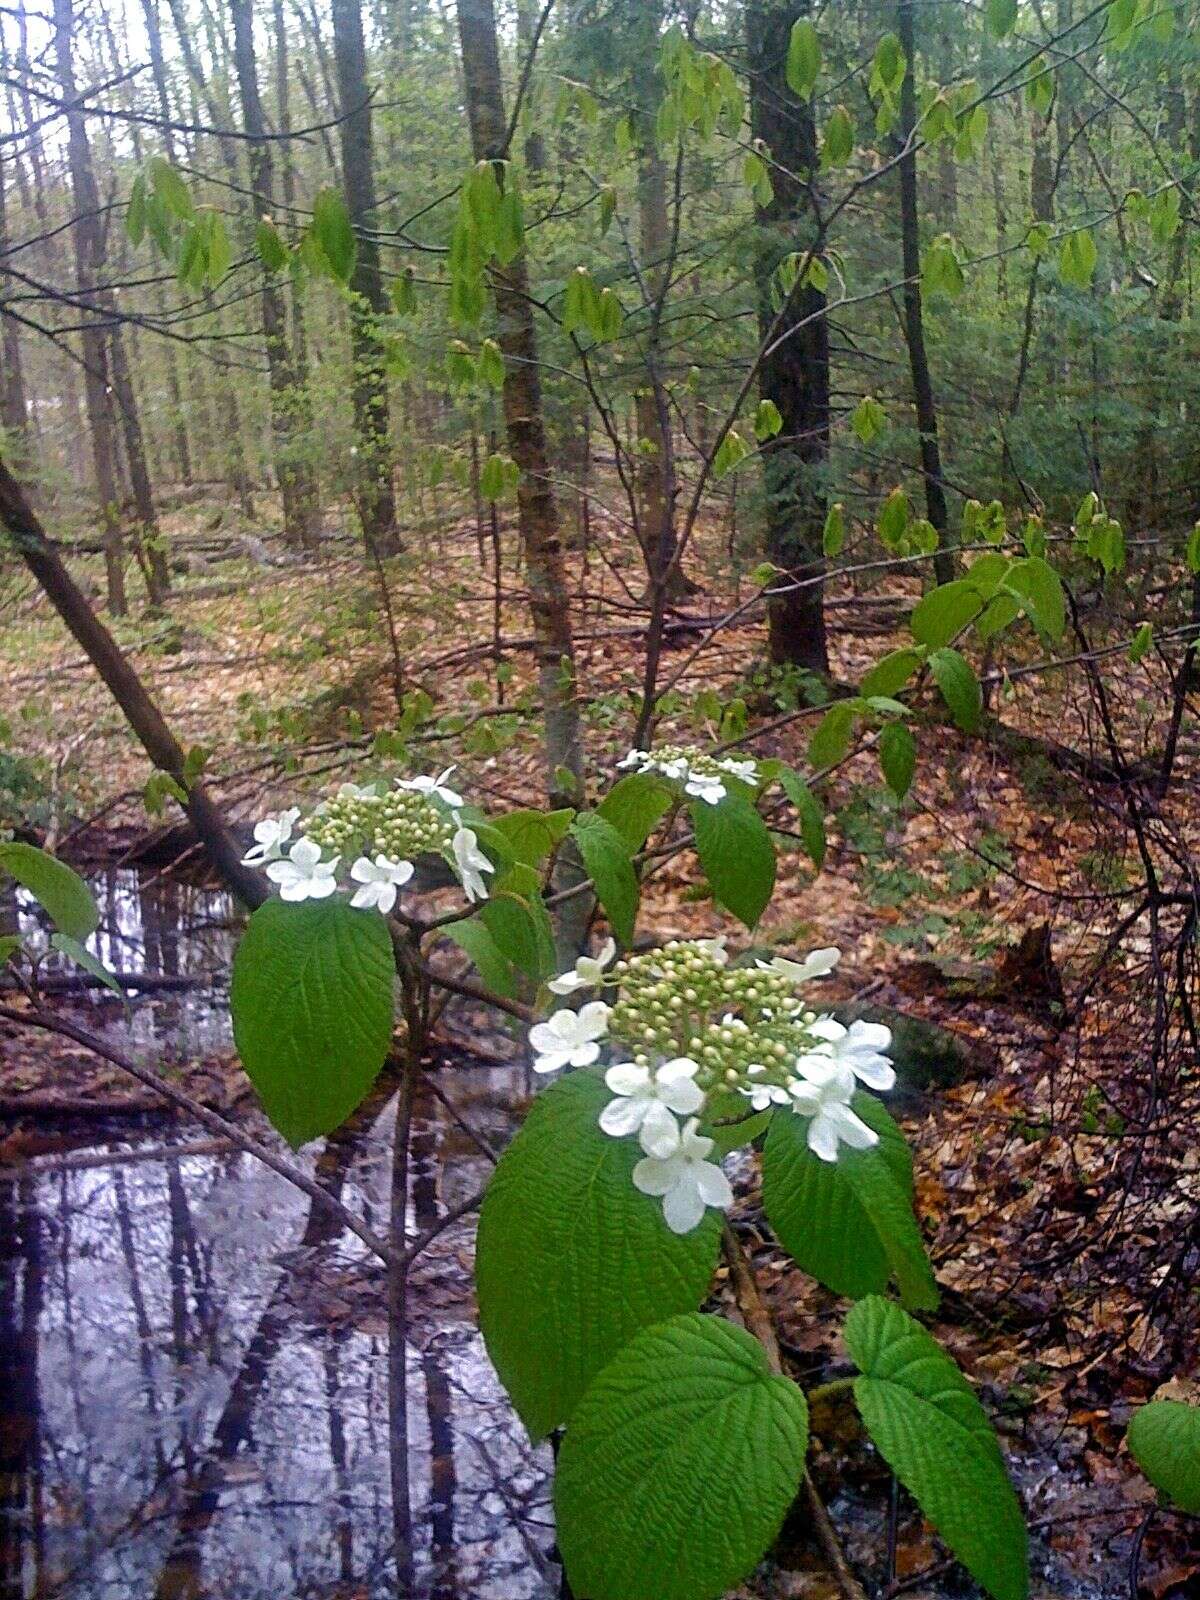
[332,0,400,553]
[897,0,953,584]
[0,145,29,460]
[52,0,127,614]
[109,327,170,605]
[229,0,320,550]
[747,0,830,672]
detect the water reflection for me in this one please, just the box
[0,1074,555,1599]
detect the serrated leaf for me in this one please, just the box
[1128,621,1153,664]
[929,647,982,731]
[126,175,147,246]
[1127,1401,1200,1512]
[149,156,194,220]
[786,18,821,96]
[556,1313,809,1600]
[823,501,845,556]
[879,723,917,798]
[1058,229,1097,288]
[1003,556,1065,640]
[443,916,517,998]
[754,398,783,440]
[311,187,356,282]
[598,771,674,851]
[0,842,98,940]
[763,1094,936,1306]
[809,699,857,769]
[490,807,574,867]
[852,394,885,443]
[821,104,854,169]
[571,812,639,946]
[230,899,394,1146]
[861,647,923,700]
[476,1072,721,1439]
[845,1297,1028,1600]
[1186,523,1200,575]
[777,768,826,869]
[690,791,776,929]
[910,580,984,648]
[985,0,1018,37]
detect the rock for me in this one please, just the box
[833,1001,995,1107]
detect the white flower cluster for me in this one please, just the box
[616,744,759,806]
[240,768,495,912]
[530,937,896,1233]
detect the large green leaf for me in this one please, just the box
[230,899,395,1146]
[1003,557,1066,641]
[571,812,639,945]
[555,1313,809,1600]
[910,580,983,649]
[442,916,517,999]
[929,646,982,731]
[489,807,575,867]
[0,842,98,940]
[690,791,776,929]
[845,1297,1028,1600]
[1127,1401,1200,1513]
[763,1095,937,1309]
[311,187,356,282]
[598,770,674,851]
[476,1071,720,1440]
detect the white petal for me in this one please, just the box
[349,883,378,909]
[265,860,297,887]
[788,1080,823,1116]
[596,936,617,968]
[576,1002,611,1041]
[528,1022,562,1054]
[825,1103,880,1150]
[807,1113,840,1162]
[605,1061,650,1096]
[289,836,323,868]
[638,1102,682,1159]
[547,971,584,995]
[848,1054,896,1092]
[599,1096,646,1138]
[545,1010,583,1043]
[567,1041,601,1068]
[632,1154,679,1197]
[808,1017,846,1045]
[278,878,310,902]
[350,856,376,884]
[374,883,398,915]
[305,875,339,899]
[532,1049,568,1074]
[692,1160,733,1209]
[661,1179,707,1234]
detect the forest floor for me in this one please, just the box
[3,488,1200,1595]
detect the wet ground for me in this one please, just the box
[0,871,1173,1598]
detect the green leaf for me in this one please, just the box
[822,501,845,557]
[910,580,984,648]
[1186,522,1200,575]
[149,156,194,220]
[480,886,555,981]
[879,723,916,799]
[861,646,923,700]
[50,932,124,997]
[713,428,750,477]
[555,1313,809,1600]
[754,398,783,441]
[809,699,857,768]
[0,842,98,940]
[126,175,147,246]
[598,771,674,852]
[1058,229,1097,288]
[311,188,356,282]
[1003,556,1065,640]
[820,104,854,169]
[923,234,966,297]
[490,807,574,867]
[786,18,821,96]
[845,1297,1028,1600]
[690,791,776,929]
[1128,621,1153,664]
[851,394,885,443]
[877,486,910,549]
[230,899,395,1146]
[476,1072,721,1439]
[929,647,982,732]
[764,1096,937,1309]
[562,265,600,337]
[570,812,639,946]
[1127,1401,1200,1513]
[778,768,826,869]
[985,0,1018,37]
[443,915,517,998]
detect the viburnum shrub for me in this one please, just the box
[216,750,1031,1600]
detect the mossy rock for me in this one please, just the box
[833,1001,993,1108]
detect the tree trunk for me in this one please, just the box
[52,0,127,614]
[0,144,30,460]
[229,0,320,550]
[897,0,953,585]
[455,0,589,962]
[109,326,171,606]
[331,0,400,553]
[747,0,830,672]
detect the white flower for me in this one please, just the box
[337,781,375,799]
[450,822,495,903]
[740,1065,791,1111]
[265,836,340,902]
[349,854,414,914]
[528,1002,611,1073]
[756,947,841,986]
[599,1057,704,1158]
[683,772,726,805]
[797,1017,895,1092]
[617,749,648,770]
[397,765,464,808]
[548,937,617,995]
[696,935,730,966]
[786,1059,879,1162]
[632,1117,734,1234]
[719,756,759,785]
[241,807,301,866]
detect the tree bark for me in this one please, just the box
[52,0,127,614]
[897,0,953,584]
[229,0,320,550]
[747,0,830,672]
[332,0,400,553]
[0,143,30,459]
